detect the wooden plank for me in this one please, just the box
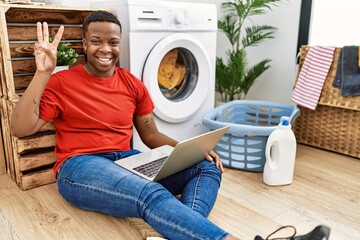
[20,167,55,191]
[9,42,84,58]
[13,75,32,93]
[5,7,94,24]
[0,124,6,175]
[6,98,23,185]
[7,26,83,41]
[0,7,17,100]
[11,59,36,74]
[0,38,5,98]
[19,151,56,172]
[0,98,15,179]
[9,42,34,58]
[16,134,56,154]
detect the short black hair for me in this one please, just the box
[83,10,122,36]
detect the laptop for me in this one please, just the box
[115,126,230,181]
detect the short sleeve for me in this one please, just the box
[39,75,64,122]
[134,81,154,116]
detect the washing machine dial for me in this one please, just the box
[173,12,185,25]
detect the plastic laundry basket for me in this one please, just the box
[202,100,300,172]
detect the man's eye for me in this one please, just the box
[91,40,100,44]
[110,42,119,46]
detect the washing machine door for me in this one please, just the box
[142,33,212,123]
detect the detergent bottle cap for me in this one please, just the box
[280,116,290,126]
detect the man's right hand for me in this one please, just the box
[34,22,64,72]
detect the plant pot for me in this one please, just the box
[53,65,69,73]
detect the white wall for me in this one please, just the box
[58,0,301,105]
[309,0,360,46]
[243,0,301,104]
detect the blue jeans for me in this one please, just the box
[57,150,229,240]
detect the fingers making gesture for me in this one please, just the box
[34,22,64,72]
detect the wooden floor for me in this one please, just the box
[0,144,359,240]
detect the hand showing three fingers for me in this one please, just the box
[34,22,64,72]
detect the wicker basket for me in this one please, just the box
[294,105,360,158]
[294,46,360,158]
[202,100,300,172]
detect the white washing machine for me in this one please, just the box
[92,0,217,151]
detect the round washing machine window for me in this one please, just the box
[143,33,212,123]
[157,48,198,102]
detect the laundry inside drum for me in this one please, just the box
[157,48,198,101]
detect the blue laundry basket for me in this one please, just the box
[203,100,300,172]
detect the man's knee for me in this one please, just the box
[139,182,173,214]
[197,160,222,182]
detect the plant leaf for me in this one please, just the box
[243,59,271,95]
[242,25,277,48]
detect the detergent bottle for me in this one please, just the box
[263,116,297,186]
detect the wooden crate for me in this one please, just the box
[1,98,57,189]
[0,4,98,190]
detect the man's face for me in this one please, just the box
[82,21,121,77]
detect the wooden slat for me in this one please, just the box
[5,7,94,24]
[19,151,56,172]
[6,98,23,185]
[9,42,84,58]
[0,124,6,175]
[13,75,32,93]
[0,37,5,98]
[9,42,34,58]
[11,59,36,74]
[20,168,55,191]
[7,26,83,41]
[16,134,56,154]
[0,98,15,179]
[0,7,17,100]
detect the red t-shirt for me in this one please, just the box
[39,65,154,174]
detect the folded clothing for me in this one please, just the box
[340,45,360,96]
[292,46,335,110]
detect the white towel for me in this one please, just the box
[292,46,335,110]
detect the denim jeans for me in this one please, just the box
[57,150,229,240]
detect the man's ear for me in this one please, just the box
[82,38,87,54]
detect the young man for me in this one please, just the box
[10,10,330,240]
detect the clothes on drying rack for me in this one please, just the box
[292,46,335,110]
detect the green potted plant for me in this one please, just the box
[50,37,78,71]
[216,0,281,102]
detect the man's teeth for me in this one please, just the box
[98,57,111,62]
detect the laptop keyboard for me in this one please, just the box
[133,157,167,178]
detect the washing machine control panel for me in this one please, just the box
[167,9,216,30]
[122,3,217,31]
